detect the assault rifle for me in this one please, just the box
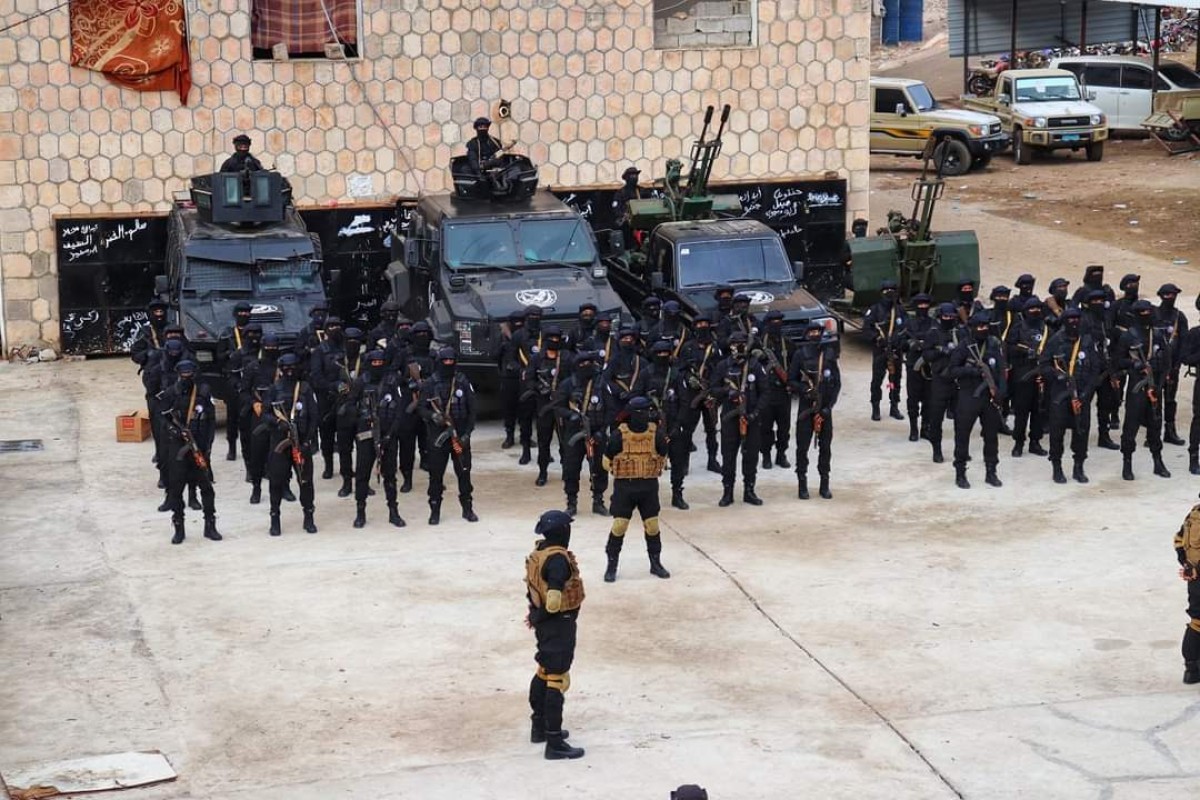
[1130,342,1159,410]
[718,372,750,437]
[967,343,1002,411]
[429,395,465,457]
[167,407,214,483]
[565,396,596,460]
[270,400,307,487]
[1052,355,1085,439]
[369,387,383,484]
[873,322,901,393]
[756,342,789,386]
[403,361,423,413]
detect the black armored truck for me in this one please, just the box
[388,150,627,381]
[156,170,328,399]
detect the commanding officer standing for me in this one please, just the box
[1156,283,1189,446]
[1117,299,1171,481]
[420,348,478,525]
[265,353,318,536]
[757,310,793,470]
[863,279,907,421]
[713,331,764,507]
[789,321,840,500]
[554,350,610,517]
[602,396,670,582]
[1040,307,1101,484]
[525,509,586,760]
[160,360,222,545]
[1173,504,1200,685]
[949,313,1008,489]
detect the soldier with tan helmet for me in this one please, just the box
[1173,503,1200,685]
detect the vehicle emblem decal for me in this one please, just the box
[743,291,774,306]
[251,304,281,315]
[515,289,558,308]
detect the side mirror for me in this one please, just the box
[1086,90,1097,101]
[448,273,467,292]
[404,238,420,269]
[608,230,624,253]
[895,103,907,117]
[154,274,168,296]
[999,93,1010,105]
[650,271,664,289]
[792,261,806,282]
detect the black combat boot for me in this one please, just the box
[909,418,920,442]
[718,485,735,507]
[932,443,944,463]
[1153,453,1172,478]
[797,475,809,500]
[338,476,353,498]
[188,486,202,511]
[671,488,689,510]
[889,402,904,420]
[1166,423,1185,446]
[743,484,763,506]
[353,502,367,528]
[565,494,578,517]
[535,467,548,486]
[171,520,185,545]
[249,482,262,504]
[530,715,569,744]
[1051,461,1067,484]
[955,467,970,489]
[282,485,297,502]
[400,471,413,493]
[244,468,252,484]
[1011,440,1024,457]
[985,466,1002,487]
[519,443,532,465]
[1191,452,1200,475]
[157,494,172,513]
[1184,661,1200,685]
[604,534,623,583]
[761,452,773,470]
[544,733,585,760]
[647,535,670,578]
[428,500,441,526]
[388,503,406,527]
[776,450,790,469]
[157,476,165,489]
[461,495,479,523]
[871,401,881,421]
[1122,454,1135,481]
[1072,460,1089,484]
[592,495,608,516]
[226,440,237,461]
[502,428,515,449]
[303,509,318,533]
[706,453,722,473]
[203,516,223,541]
[322,460,334,480]
[1028,439,1047,456]
[1098,429,1120,450]
[269,512,281,536]
[819,473,831,499]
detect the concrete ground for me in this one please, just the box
[4,208,1200,798]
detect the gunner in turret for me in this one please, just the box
[465,117,504,176]
[220,134,264,173]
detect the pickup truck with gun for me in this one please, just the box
[961,68,1108,164]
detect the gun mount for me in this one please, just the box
[189,170,292,225]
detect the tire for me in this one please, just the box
[970,153,992,170]
[967,75,992,96]
[1086,141,1104,162]
[933,139,971,176]
[1013,129,1033,165]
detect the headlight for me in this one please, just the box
[1090,114,1104,126]
[454,321,478,355]
[968,125,984,137]
[1034,117,1047,128]
[592,265,607,279]
[196,349,214,363]
[814,316,837,335]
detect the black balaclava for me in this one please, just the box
[525,307,543,335]
[1064,312,1082,338]
[693,319,712,344]
[367,350,386,381]
[324,318,344,346]
[438,349,457,378]
[574,355,598,382]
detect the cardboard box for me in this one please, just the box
[115,410,152,443]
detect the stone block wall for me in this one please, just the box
[654,0,756,50]
[0,0,871,352]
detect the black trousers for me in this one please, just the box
[679,402,719,460]
[517,394,535,448]
[720,419,760,488]
[953,393,1001,469]
[1011,379,1045,446]
[667,422,691,492]
[870,353,902,405]
[168,450,214,524]
[1121,389,1162,456]
[926,378,956,450]
[906,369,932,434]
[242,408,271,483]
[337,421,357,479]
[561,431,609,502]
[758,394,791,458]
[395,411,422,483]
[534,403,557,471]
[1097,372,1121,420]
[225,395,240,448]
[529,616,576,735]
[1048,397,1090,464]
[316,392,337,467]
[1165,368,1182,426]
[1189,378,1200,456]
[427,440,473,506]
[500,374,520,434]
[795,411,832,477]
[353,435,378,504]
[268,447,315,512]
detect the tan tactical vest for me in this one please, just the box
[525,546,585,612]
[609,423,666,479]
[1182,506,1200,565]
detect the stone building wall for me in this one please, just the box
[0,0,871,352]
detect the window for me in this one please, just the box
[443,220,598,269]
[1160,62,1200,89]
[1082,65,1121,89]
[676,238,792,289]
[1014,77,1082,102]
[653,0,756,50]
[1120,67,1153,91]
[874,88,910,115]
[251,0,360,60]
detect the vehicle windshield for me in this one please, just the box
[1014,76,1082,102]
[908,83,937,111]
[444,219,596,269]
[255,259,322,293]
[676,238,794,289]
[1160,62,1200,89]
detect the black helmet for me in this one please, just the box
[233,133,251,146]
[176,359,197,375]
[234,300,252,313]
[651,339,672,355]
[244,322,263,335]
[764,309,785,322]
[1159,283,1181,297]
[278,353,299,368]
[990,285,1011,299]
[1015,273,1035,289]
[1120,273,1141,291]
[263,332,280,348]
[535,509,573,540]
[474,116,492,129]
[367,348,386,365]
[627,396,652,412]
[345,327,364,341]
[438,346,457,362]
[622,166,641,180]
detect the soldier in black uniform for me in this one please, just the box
[294,302,328,376]
[241,331,280,504]
[419,348,478,525]
[225,317,260,468]
[148,336,195,505]
[583,311,616,368]
[673,314,723,493]
[713,331,764,506]
[132,298,171,484]
[789,321,840,499]
[331,327,367,498]
[401,321,435,483]
[219,133,264,173]
[524,325,569,486]
[370,350,409,529]
[265,353,318,536]
[1117,299,1171,481]
[308,315,344,479]
[1107,273,1142,430]
[348,349,404,529]
[645,338,675,415]
[602,396,670,582]
[159,360,222,544]
[901,293,934,442]
[525,509,586,760]
[513,305,546,465]
[495,309,526,448]
[949,313,1008,489]
[465,116,503,176]
[1043,278,1071,332]
[922,302,963,464]
[1014,273,1036,307]
[1172,504,1200,685]
[1156,283,1188,446]
[716,292,757,350]
[1082,288,1122,452]
[650,299,689,355]
[985,285,1017,431]
[1008,297,1049,458]
[611,166,642,244]
[368,300,400,352]
[1040,307,1101,484]
[603,327,649,426]
[636,296,663,353]
[1182,300,1200,475]
[553,350,610,517]
[863,279,908,421]
[955,278,982,326]
[756,310,793,469]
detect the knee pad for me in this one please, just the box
[544,671,571,694]
[611,517,629,537]
[644,516,660,537]
[1188,618,1200,635]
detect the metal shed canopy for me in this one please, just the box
[949,0,1194,57]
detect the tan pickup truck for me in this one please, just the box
[869,77,1010,175]
[961,68,1108,164]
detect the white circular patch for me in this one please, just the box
[456,389,464,397]
[748,373,756,382]
[296,402,304,410]
[743,291,774,306]
[515,289,558,308]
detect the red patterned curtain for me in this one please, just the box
[251,0,358,54]
[70,0,192,105]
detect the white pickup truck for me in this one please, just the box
[961,68,1109,164]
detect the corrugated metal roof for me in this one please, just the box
[948,0,1162,57]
